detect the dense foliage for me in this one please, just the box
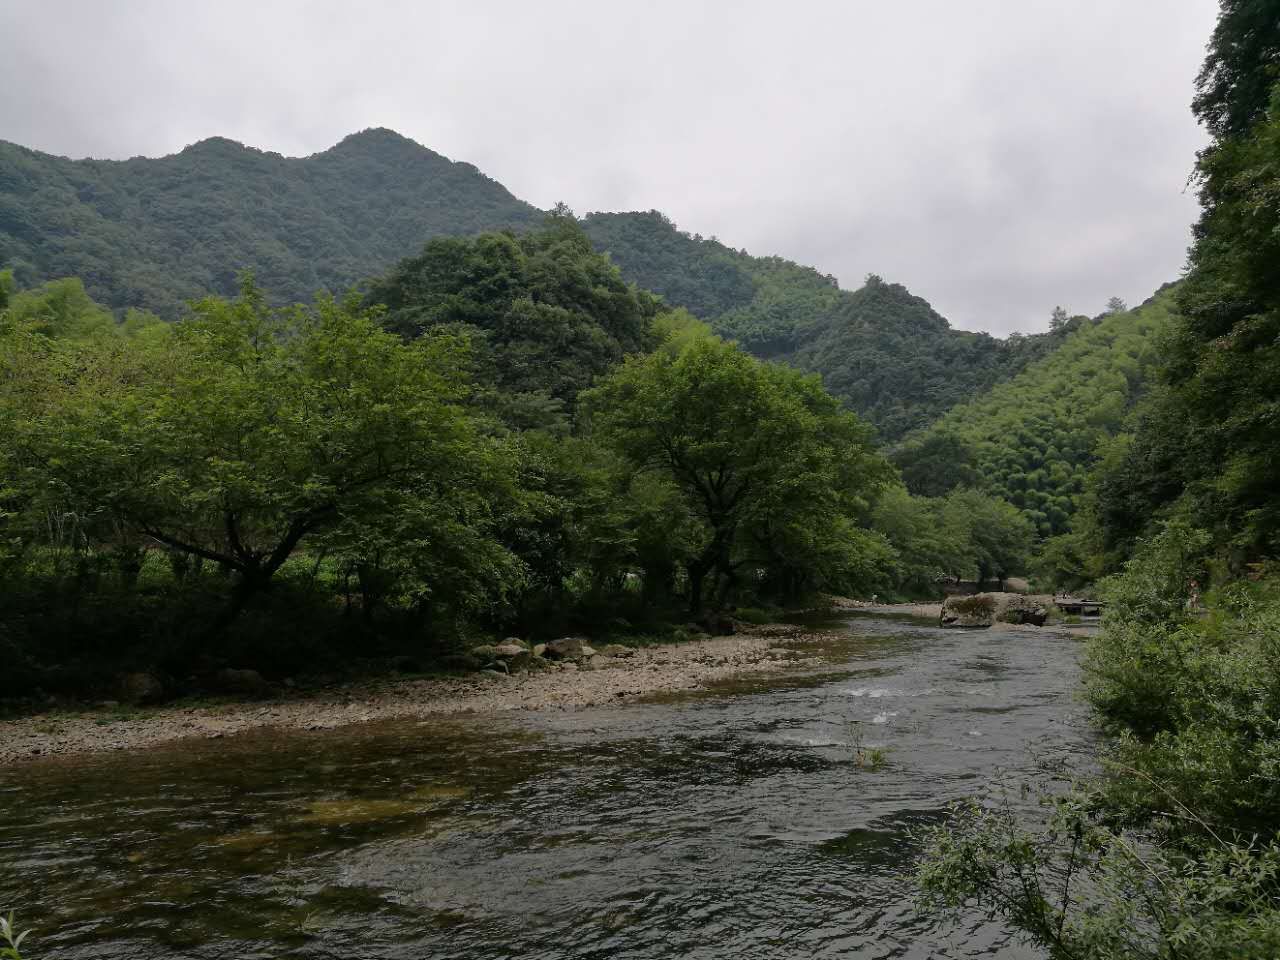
[920,4,1280,954]
[2,133,1081,442]
[366,216,660,423]
[583,211,1072,439]
[903,290,1176,538]
[584,329,896,611]
[0,128,539,316]
[1093,87,1280,562]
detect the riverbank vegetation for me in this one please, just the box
[920,3,1280,952]
[0,221,1033,703]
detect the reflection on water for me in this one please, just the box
[0,618,1092,959]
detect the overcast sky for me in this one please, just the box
[1,0,1218,335]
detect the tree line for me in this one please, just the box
[0,219,1034,695]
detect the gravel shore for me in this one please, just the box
[0,625,830,767]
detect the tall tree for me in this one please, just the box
[584,329,890,614]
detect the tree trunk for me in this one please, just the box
[686,562,707,617]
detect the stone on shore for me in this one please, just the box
[595,643,634,658]
[544,636,589,660]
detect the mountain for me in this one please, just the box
[897,286,1178,536]
[582,210,1069,438]
[2,130,1074,439]
[0,128,540,316]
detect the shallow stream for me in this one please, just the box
[0,615,1093,958]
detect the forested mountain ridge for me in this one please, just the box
[3,131,1076,439]
[0,128,541,316]
[582,210,1074,439]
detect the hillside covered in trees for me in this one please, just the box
[896,289,1177,538]
[2,135,1080,440]
[0,128,540,317]
[583,210,1073,438]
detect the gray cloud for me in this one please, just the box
[0,0,1217,334]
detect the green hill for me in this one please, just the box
[582,210,1068,438]
[898,287,1178,536]
[0,128,541,317]
[2,132,1075,440]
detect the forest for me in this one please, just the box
[0,217,1034,697]
[4,131,1078,442]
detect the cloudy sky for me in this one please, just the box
[1,0,1218,334]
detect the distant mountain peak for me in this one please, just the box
[321,128,439,160]
[179,135,252,155]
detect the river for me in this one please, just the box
[0,614,1093,959]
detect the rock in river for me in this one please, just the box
[940,592,1048,629]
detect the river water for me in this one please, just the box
[0,615,1093,959]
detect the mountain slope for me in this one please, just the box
[582,210,1069,439]
[2,131,1076,440]
[900,287,1178,536]
[0,128,540,316]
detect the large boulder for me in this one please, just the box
[470,642,532,672]
[595,643,634,659]
[995,594,1049,626]
[492,641,527,659]
[940,594,996,628]
[543,636,590,660]
[940,592,1048,629]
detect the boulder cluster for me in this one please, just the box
[939,592,1049,629]
[466,636,636,675]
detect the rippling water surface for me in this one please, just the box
[0,616,1094,958]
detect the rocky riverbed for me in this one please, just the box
[0,625,832,766]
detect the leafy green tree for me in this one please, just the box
[367,219,660,420]
[584,329,890,613]
[10,280,511,625]
[941,489,1035,589]
[890,432,977,498]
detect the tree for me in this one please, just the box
[1105,296,1127,314]
[1193,0,1280,139]
[584,329,890,614]
[14,280,511,625]
[366,219,660,421]
[1049,305,1069,330]
[941,489,1035,589]
[890,432,977,498]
